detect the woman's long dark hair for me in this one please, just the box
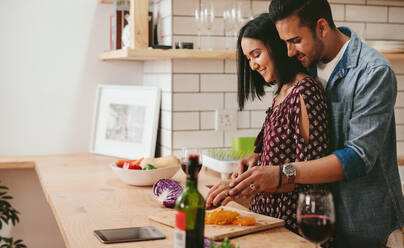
[237,13,305,111]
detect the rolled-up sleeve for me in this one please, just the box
[340,65,397,181]
[333,147,365,181]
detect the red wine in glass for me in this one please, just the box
[297,191,335,247]
[181,156,202,179]
[181,148,203,179]
[300,214,335,244]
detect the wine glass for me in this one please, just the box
[229,0,244,50]
[223,10,232,50]
[297,190,335,247]
[223,9,236,50]
[194,6,203,49]
[201,0,215,50]
[181,147,203,178]
[235,1,246,31]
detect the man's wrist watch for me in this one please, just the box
[281,163,296,185]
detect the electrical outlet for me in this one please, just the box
[216,109,237,132]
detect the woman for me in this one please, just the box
[205,13,330,236]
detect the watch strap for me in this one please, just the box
[276,164,282,189]
[282,163,296,185]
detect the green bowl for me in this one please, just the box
[232,137,255,154]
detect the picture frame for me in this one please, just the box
[90,84,161,159]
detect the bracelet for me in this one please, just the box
[276,164,283,189]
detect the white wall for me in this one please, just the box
[0,0,144,156]
[0,0,144,247]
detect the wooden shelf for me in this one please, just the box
[383,53,404,62]
[98,49,404,61]
[98,49,236,60]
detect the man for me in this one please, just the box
[225,0,404,247]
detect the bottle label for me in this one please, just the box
[174,211,186,248]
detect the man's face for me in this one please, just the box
[275,14,324,68]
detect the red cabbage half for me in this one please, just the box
[152,179,184,208]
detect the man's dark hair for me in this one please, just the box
[269,0,336,32]
[237,13,305,111]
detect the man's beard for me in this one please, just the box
[306,36,325,68]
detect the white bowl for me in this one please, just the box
[110,163,180,186]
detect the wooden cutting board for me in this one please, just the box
[149,206,284,241]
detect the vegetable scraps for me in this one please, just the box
[205,237,239,248]
[152,179,183,208]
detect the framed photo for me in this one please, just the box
[90,85,161,159]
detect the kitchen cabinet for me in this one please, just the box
[97,0,404,61]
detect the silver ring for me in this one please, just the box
[249,183,256,191]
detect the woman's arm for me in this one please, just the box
[228,155,345,199]
[299,94,310,144]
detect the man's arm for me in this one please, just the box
[296,65,397,184]
[294,154,345,184]
[342,65,397,180]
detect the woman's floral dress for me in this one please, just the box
[250,77,330,237]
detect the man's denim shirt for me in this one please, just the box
[324,27,404,247]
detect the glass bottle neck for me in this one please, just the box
[186,178,198,189]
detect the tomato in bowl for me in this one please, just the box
[111,157,180,186]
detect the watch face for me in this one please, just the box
[283,164,296,177]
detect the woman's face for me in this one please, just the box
[241,37,277,83]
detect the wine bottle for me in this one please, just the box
[174,153,205,248]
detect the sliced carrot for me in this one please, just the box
[232,217,256,226]
[134,158,144,166]
[205,209,239,225]
[116,159,126,167]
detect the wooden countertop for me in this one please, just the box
[399,155,404,166]
[1,154,315,247]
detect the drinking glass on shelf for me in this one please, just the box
[223,10,234,50]
[194,6,203,49]
[297,190,336,248]
[246,0,254,22]
[201,0,215,50]
[235,1,245,32]
[229,0,244,50]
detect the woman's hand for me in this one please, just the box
[231,153,260,179]
[229,166,279,200]
[205,179,233,208]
